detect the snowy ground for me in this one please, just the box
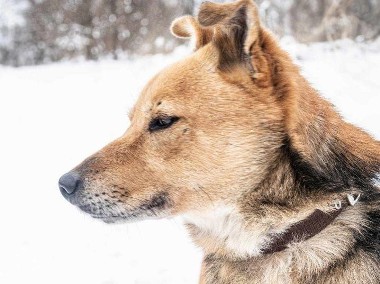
[0,39,379,284]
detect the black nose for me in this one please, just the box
[59,172,81,195]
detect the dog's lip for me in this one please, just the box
[77,205,123,220]
[89,214,124,224]
[90,214,120,219]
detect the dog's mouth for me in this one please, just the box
[75,192,172,223]
[77,204,130,223]
[89,214,125,224]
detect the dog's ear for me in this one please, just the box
[198,0,261,73]
[171,15,214,50]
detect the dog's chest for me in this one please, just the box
[184,207,300,283]
[201,254,293,284]
[183,206,272,258]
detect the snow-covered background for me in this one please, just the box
[0,39,379,284]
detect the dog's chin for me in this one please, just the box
[90,215,127,224]
[76,205,129,224]
[89,213,164,224]
[77,205,164,224]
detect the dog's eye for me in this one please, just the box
[149,116,179,132]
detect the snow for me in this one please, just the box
[0,40,379,284]
[0,0,27,28]
[0,0,28,46]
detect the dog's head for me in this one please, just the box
[59,0,285,223]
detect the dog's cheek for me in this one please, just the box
[148,125,195,159]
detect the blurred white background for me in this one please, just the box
[0,1,379,283]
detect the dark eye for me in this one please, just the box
[149,116,179,132]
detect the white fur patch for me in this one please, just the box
[183,205,275,257]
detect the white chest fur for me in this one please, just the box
[183,206,274,258]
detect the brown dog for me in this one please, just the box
[59,0,380,283]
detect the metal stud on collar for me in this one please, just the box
[347,193,361,206]
[333,200,342,210]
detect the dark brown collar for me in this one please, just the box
[261,195,359,255]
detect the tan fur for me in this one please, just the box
[63,0,380,283]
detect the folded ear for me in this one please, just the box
[170,15,214,50]
[198,0,261,73]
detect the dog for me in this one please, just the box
[59,0,380,283]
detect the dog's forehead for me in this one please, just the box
[135,52,215,114]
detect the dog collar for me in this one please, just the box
[261,194,361,255]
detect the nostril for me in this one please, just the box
[59,172,81,195]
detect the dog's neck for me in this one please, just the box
[184,205,273,258]
[261,196,358,255]
[184,193,355,259]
